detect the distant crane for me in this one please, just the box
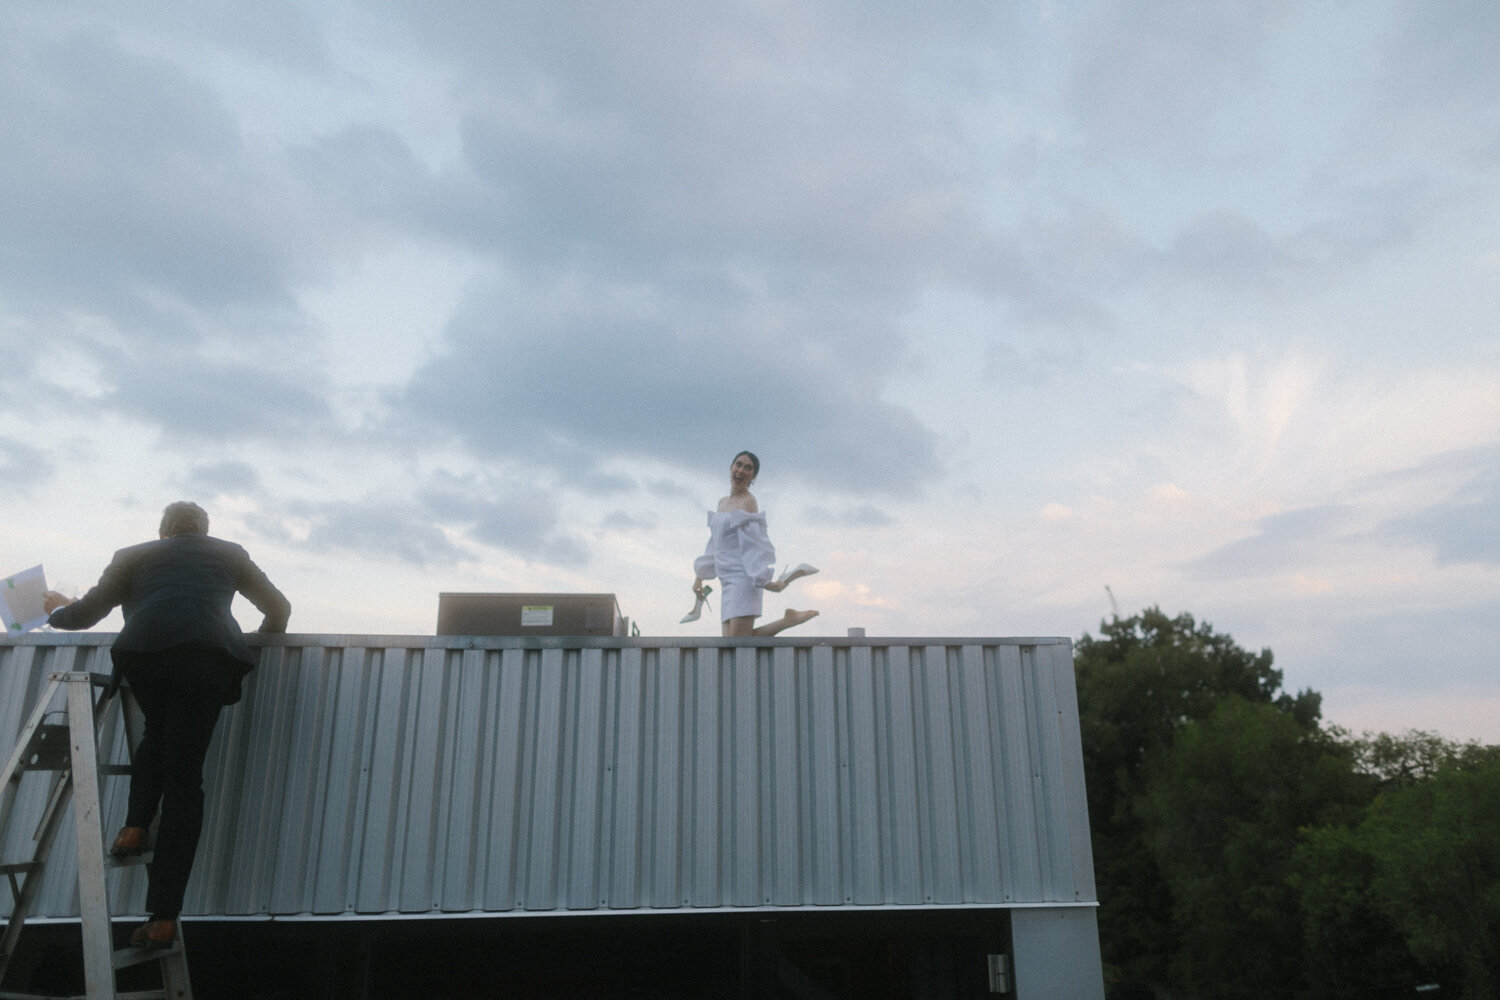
[1104,584,1119,620]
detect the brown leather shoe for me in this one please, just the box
[110,826,149,857]
[129,919,176,950]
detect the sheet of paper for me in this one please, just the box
[2,565,49,635]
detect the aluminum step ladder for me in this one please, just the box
[0,672,192,1000]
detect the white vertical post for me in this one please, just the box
[1010,906,1105,1000]
[67,674,115,1000]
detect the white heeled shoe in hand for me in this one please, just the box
[776,563,819,586]
[681,585,713,624]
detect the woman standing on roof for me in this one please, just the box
[688,451,819,636]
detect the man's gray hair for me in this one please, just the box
[159,501,210,537]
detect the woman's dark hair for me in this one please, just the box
[733,451,760,478]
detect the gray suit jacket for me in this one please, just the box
[48,534,290,695]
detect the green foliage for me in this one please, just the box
[1135,698,1368,996]
[1358,757,1500,999]
[1076,608,1500,997]
[1294,823,1426,994]
[1076,608,1286,772]
[1338,727,1500,789]
[1074,608,1316,987]
[1295,752,1500,999]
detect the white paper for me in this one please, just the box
[1,565,49,635]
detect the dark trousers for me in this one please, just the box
[114,644,232,921]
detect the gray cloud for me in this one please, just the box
[277,498,474,568]
[350,4,1072,500]
[398,6,1017,322]
[1166,212,1304,293]
[387,2,1020,263]
[1186,505,1356,581]
[601,510,658,533]
[1365,1,1500,162]
[420,472,589,567]
[1191,445,1500,580]
[1378,447,1500,567]
[5,0,1497,611]
[1302,596,1500,694]
[1068,1,1292,158]
[803,503,896,529]
[0,23,319,321]
[399,277,942,497]
[106,352,334,443]
[181,461,262,498]
[285,125,435,235]
[0,437,53,491]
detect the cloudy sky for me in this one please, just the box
[4,2,1497,742]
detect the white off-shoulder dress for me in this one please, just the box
[693,510,776,621]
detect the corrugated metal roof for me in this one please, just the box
[0,634,1096,920]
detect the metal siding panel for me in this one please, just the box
[566,647,607,909]
[982,645,1017,904]
[439,647,489,910]
[880,646,924,904]
[769,645,800,906]
[957,644,1003,902]
[688,649,721,906]
[648,646,684,908]
[355,647,410,913]
[214,643,298,914]
[482,647,528,911]
[725,647,756,905]
[0,645,43,739]
[269,645,341,914]
[845,643,883,905]
[1051,643,1098,900]
[806,643,842,905]
[1023,644,1070,901]
[920,646,962,904]
[996,643,1042,900]
[314,645,375,913]
[0,634,1092,921]
[525,647,566,908]
[394,647,446,911]
[607,646,645,908]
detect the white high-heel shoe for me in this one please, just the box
[681,585,712,624]
[777,563,819,585]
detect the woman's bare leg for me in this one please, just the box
[751,609,819,636]
[723,616,755,637]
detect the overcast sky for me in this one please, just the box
[4,1,1497,742]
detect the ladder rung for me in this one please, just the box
[0,862,40,876]
[104,851,152,869]
[113,943,183,970]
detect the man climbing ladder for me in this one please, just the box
[43,500,289,948]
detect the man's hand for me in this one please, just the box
[43,590,74,614]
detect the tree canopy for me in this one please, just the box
[1076,608,1497,999]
